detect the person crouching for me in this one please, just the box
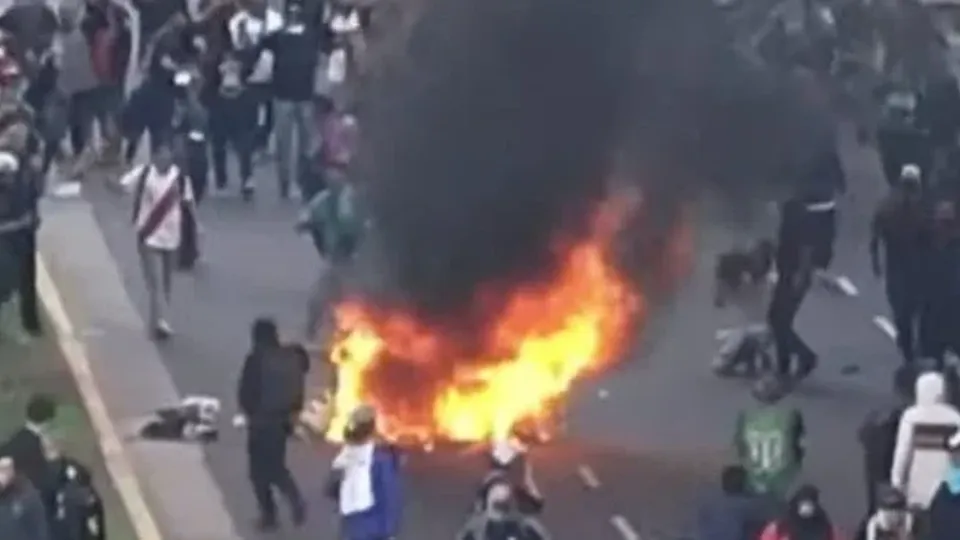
[326,405,402,540]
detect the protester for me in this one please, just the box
[0,0,58,75]
[258,0,324,199]
[918,200,960,367]
[862,485,916,540]
[476,440,543,516]
[170,68,209,205]
[769,187,834,382]
[759,485,840,540]
[0,456,49,540]
[132,0,188,59]
[237,317,307,531]
[875,86,929,188]
[858,366,917,514]
[82,0,132,153]
[870,165,927,365]
[119,139,196,339]
[44,443,105,540]
[121,14,191,164]
[926,431,960,540]
[0,150,40,335]
[458,482,550,540]
[326,405,402,540]
[227,0,281,163]
[734,375,805,501]
[57,4,102,174]
[207,39,256,198]
[891,371,960,509]
[696,464,769,540]
[712,239,775,377]
[0,393,57,495]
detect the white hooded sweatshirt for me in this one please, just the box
[890,372,960,508]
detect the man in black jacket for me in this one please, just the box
[927,430,960,540]
[0,394,57,498]
[237,317,307,531]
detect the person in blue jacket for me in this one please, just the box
[327,405,402,540]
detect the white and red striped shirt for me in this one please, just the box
[121,164,194,250]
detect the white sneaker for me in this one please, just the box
[153,320,173,339]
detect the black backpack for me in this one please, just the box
[257,345,308,417]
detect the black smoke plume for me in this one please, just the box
[353,0,829,325]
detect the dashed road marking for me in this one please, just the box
[873,315,897,341]
[611,515,640,540]
[577,465,600,489]
[37,258,164,540]
[715,328,734,340]
[833,275,859,297]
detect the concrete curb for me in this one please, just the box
[37,256,165,540]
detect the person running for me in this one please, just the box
[119,139,196,339]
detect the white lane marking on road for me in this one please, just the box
[833,275,859,297]
[873,315,897,341]
[577,465,600,489]
[611,515,641,540]
[37,258,164,540]
[715,328,734,340]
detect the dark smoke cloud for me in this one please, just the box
[353,0,828,324]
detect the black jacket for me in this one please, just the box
[928,482,960,540]
[238,344,309,424]
[0,427,50,492]
[259,25,325,102]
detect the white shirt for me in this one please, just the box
[228,8,283,84]
[121,164,194,251]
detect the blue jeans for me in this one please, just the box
[274,100,313,196]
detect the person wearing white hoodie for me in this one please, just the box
[890,371,960,509]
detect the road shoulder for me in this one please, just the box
[37,195,242,540]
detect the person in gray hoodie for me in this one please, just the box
[696,465,770,540]
[0,455,50,540]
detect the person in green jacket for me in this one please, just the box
[735,374,806,500]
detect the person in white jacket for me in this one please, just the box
[890,371,960,509]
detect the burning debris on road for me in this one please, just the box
[319,0,828,445]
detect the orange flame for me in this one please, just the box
[325,199,642,443]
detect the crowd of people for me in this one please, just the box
[0,394,104,540]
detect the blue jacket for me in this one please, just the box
[341,446,402,540]
[696,491,768,540]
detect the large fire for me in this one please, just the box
[324,199,643,444]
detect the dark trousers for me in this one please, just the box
[5,230,40,333]
[210,94,255,190]
[247,422,305,523]
[768,275,815,376]
[248,83,273,152]
[181,138,209,204]
[887,276,923,364]
[122,83,174,162]
[68,89,102,156]
[919,297,960,369]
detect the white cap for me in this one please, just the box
[900,164,921,181]
[0,151,19,173]
[330,10,360,33]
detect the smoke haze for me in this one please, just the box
[353,0,830,324]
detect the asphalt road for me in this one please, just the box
[71,114,899,540]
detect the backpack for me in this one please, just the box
[256,345,307,418]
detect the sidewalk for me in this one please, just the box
[0,304,138,540]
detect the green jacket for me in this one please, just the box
[303,184,363,262]
[735,404,804,497]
